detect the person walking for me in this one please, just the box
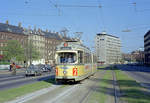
[12,62,16,75]
[9,63,12,71]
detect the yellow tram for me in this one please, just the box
[55,40,97,82]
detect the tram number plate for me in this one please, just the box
[63,76,67,79]
[60,47,71,50]
[61,67,68,69]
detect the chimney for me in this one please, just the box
[64,33,66,37]
[28,26,31,30]
[6,20,9,24]
[56,32,59,35]
[34,25,36,31]
[46,29,48,32]
[38,28,41,32]
[18,22,22,28]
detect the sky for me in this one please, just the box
[0,0,150,53]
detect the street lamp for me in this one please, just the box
[122,29,132,32]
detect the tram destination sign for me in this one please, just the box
[60,47,72,50]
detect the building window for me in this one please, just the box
[100,39,104,40]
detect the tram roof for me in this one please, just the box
[56,40,91,52]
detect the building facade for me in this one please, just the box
[28,33,45,64]
[0,21,71,65]
[95,32,121,64]
[0,22,28,58]
[144,30,150,65]
[131,50,144,63]
[44,32,63,64]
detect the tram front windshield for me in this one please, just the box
[57,52,77,64]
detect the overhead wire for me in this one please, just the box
[0,11,60,17]
[97,0,106,31]
[131,1,150,13]
[55,4,101,8]
[48,0,61,16]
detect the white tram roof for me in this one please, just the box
[56,40,91,53]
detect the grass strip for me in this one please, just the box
[97,65,107,69]
[115,70,150,103]
[0,78,55,103]
[89,70,113,103]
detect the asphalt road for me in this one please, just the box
[117,65,150,89]
[0,70,55,90]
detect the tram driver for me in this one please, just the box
[60,53,76,63]
[68,55,73,63]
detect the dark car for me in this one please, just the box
[40,64,52,72]
[25,64,42,76]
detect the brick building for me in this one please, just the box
[0,22,28,59]
[0,21,71,65]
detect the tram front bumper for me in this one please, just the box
[55,76,84,81]
[56,76,77,79]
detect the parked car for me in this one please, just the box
[25,64,42,76]
[40,64,52,72]
[16,65,21,69]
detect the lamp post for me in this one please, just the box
[27,30,33,66]
[29,35,32,65]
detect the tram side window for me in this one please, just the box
[94,55,97,63]
[84,53,91,63]
[84,53,87,63]
[92,55,97,63]
[78,51,83,64]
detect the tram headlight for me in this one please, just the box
[63,71,67,74]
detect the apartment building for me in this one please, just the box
[0,21,71,65]
[144,30,150,65]
[95,32,121,64]
[44,32,62,64]
[0,22,28,56]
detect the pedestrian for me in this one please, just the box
[9,63,12,71]
[12,62,16,75]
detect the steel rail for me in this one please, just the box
[112,70,118,103]
[80,70,106,103]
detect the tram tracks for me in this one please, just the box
[79,70,120,103]
[7,69,121,103]
[80,70,106,103]
[42,70,107,103]
[49,71,106,103]
[112,70,119,103]
[80,70,120,103]
[80,68,120,103]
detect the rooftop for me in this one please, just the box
[144,30,150,38]
[97,32,119,39]
[0,22,64,40]
[0,23,24,34]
